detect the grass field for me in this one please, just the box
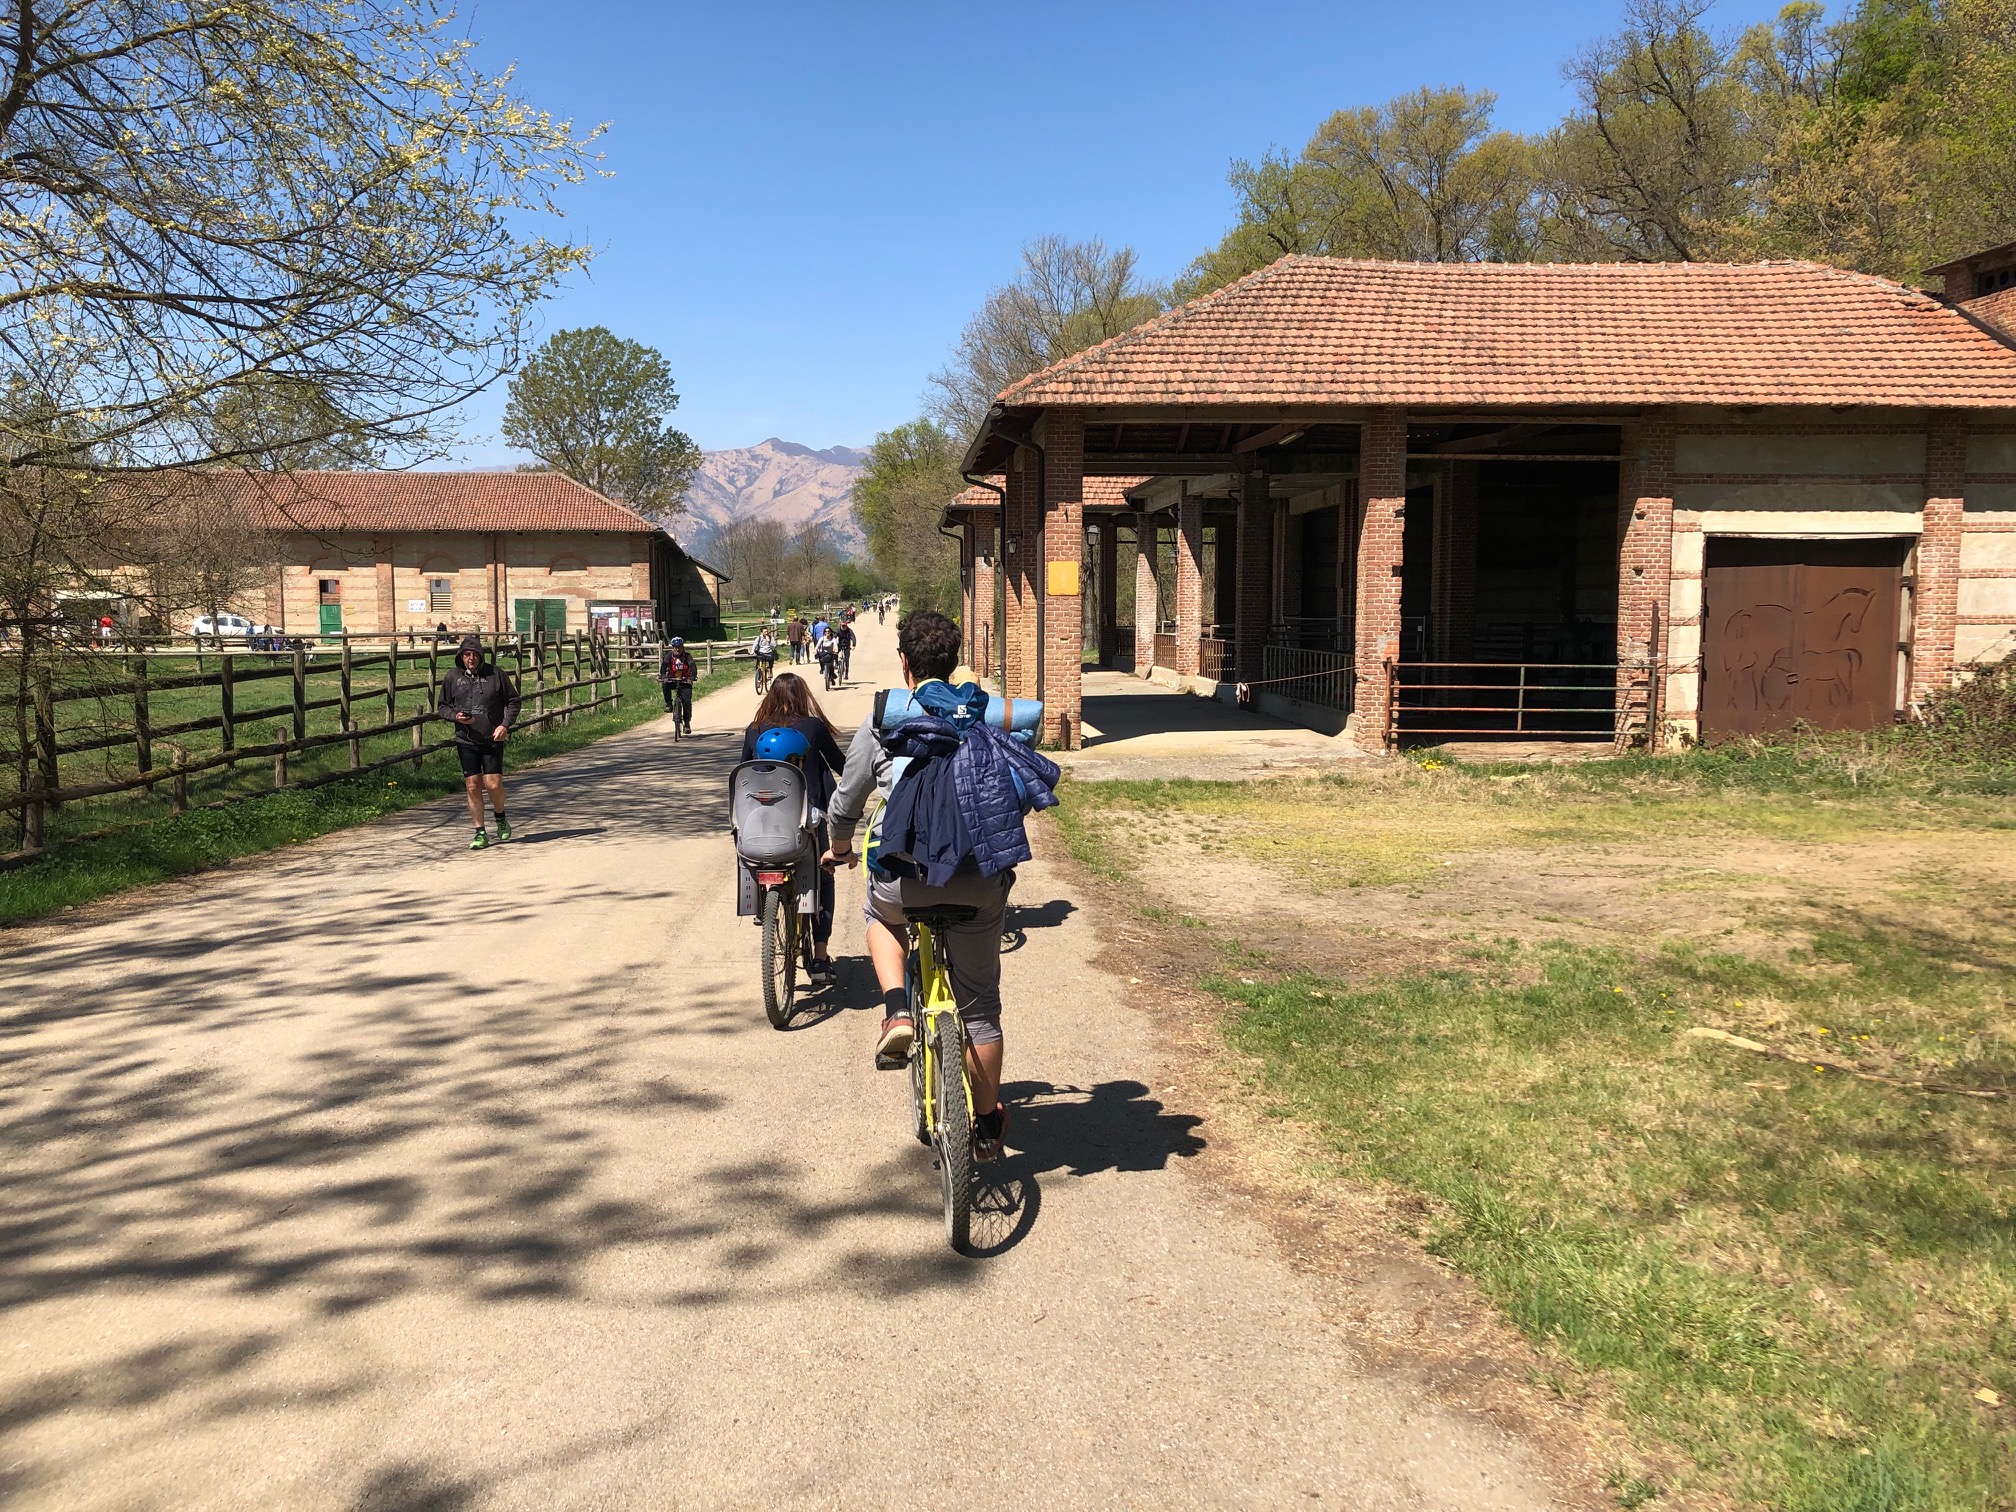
[0,657,743,926]
[1054,749,2015,1511]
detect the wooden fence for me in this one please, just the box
[0,629,624,870]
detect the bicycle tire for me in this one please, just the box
[760,888,795,1027]
[934,1012,973,1251]
[907,968,930,1144]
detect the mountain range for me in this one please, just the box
[680,438,867,557]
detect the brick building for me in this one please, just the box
[951,243,2016,751]
[171,471,725,638]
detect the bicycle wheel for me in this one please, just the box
[933,1012,972,1251]
[760,888,795,1027]
[906,983,930,1144]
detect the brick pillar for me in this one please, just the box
[1354,409,1406,752]
[1235,471,1272,682]
[1617,414,1676,742]
[1096,515,1118,667]
[971,514,998,678]
[1133,513,1159,675]
[374,537,397,635]
[1002,456,1039,699]
[1913,412,1966,709]
[1175,491,1203,677]
[1038,410,1085,747]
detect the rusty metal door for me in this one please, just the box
[1701,538,1905,739]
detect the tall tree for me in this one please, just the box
[502,328,701,519]
[205,376,384,472]
[1179,87,1546,299]
[928,237,1166,443]
[853,420,964,616]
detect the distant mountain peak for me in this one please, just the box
[680,437,867,556]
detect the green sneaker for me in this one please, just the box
[470,828,489,850]
[495,816,512,842]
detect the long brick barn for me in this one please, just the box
[947,240,2016,751]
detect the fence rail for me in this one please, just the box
[1258,644,1357,713]
[1387,661,1643,744]
[0,629,625,870]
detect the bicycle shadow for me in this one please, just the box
[962,1079,1205,1260]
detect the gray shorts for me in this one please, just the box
[865,865,1013,1046]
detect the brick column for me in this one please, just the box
[374,539,397,635]
[971,515,997,679]
[1617,414,1676,742]
[1038,409,1085,747]
[1353,409,1406,752]
[1133,513,1159,675]
[1175,490,1203,677]
[1002,457,1039,699]
[1096,515,1119,667]
[1234,471,1272,682]
[1913,412,1966,709]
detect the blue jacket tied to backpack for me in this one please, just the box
[877,681,1060,885]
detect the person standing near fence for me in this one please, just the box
[786,615,807,665]
[437,635,521,850]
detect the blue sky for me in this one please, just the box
[451,0,1795,463]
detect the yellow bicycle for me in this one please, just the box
[903,902,978,1251]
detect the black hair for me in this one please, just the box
[897,609,961,683]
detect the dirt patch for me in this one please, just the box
[1044,824,1713,1511]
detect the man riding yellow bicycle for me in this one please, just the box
[823,610,1058,1166]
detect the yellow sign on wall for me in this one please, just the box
[1046,560,1080,596]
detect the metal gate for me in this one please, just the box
[1700,538,1907,740]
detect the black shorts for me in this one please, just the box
[457,740,504,777]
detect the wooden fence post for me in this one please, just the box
[23,771,45,853]
[347,720,361,770]
[410,719,423,770]
[385,642,399,726]
[31,666,58,811]
[273,723,288,790]
[426,634,439,709]
[169,743,188,814]
[291,647,307,742]
[219,652,236,755]
[533,626,547,723]
[339,633,353,736]
[132,654,153,790]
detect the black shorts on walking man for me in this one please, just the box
[437,634,521,850]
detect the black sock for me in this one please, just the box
[492,810,506,823]
[881,987,909,1019]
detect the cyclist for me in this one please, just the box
[833,618,856,682]
[751,622,778,690]
[823,611,1059,1161]
[741,672,847,980]
[658,636,697,730]
[814,626,840,690]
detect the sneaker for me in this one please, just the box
[495,816,512,842]
[469,828,489,850]
[809,956,834,982]
[874,1013,914,1068]
[974,1103,1010,1162]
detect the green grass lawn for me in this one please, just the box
[1054,749,2016,1511]
[0,658,744,926]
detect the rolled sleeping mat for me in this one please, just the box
[876,687,1043,743]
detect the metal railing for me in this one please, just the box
[1258,644,1357,713]
[1199,637,1230,680]
[1387,661,1641,743]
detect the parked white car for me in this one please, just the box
[190,612,274,638]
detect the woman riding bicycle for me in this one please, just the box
[740,672,846,980]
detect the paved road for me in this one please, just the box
[0,617,1563,1511]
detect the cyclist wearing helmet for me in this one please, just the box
[741,672,846,979]
[658,636,698,730]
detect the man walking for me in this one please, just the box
[437,634,521,850]
[786,615,807,665]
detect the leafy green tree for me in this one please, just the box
[853,420,964,616]
[928,238,1166,443]
[1180,87,1546,298]
[502,328,701,520]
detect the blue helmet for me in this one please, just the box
[754,726,811,762]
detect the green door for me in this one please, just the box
[514,598,568,635]
[318,603,343,637]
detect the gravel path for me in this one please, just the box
[0,617,1566,1511]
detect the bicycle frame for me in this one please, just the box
[911,922,972,1137]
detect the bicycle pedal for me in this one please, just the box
[873,1050,909,1072]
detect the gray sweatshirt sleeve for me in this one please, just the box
[827,716,890,851]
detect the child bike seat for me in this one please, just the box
[908,904,979,930]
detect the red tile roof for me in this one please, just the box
[177,470,662,534]
[948,476,1146,511]
[996,257,2016,410]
